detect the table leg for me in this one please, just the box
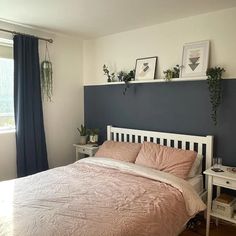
[215,186,221,226]
[206,176,213,236]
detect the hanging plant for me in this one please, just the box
[123,70,135,95]
[41,43,53,101]
[117,70,135,95]
[206,67,225,126]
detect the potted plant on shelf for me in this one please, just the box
[163,65,180,81]
[88,128,99,144]
[77,125,88,145]
[103,64,115,82]
[117,69,135,95]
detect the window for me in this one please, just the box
[0,42,14,131]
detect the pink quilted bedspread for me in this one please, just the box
[0,158,205,236]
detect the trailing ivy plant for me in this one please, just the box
[117,70,135,95]
[41,43,53,101]
[206,67,225,126]
[41,60,53,101]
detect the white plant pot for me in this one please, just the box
[79,135,87,145]
[89,135,98,143]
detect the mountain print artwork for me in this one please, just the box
[181,41,209,78]
[188,50,201,71]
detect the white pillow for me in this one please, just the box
[188,154,203,178]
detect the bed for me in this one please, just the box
[0,125,213,236]
[188,174,204,195]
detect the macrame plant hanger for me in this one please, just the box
[41,42,53,101]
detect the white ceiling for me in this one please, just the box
[1,0,236,38]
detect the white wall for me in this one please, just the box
[83,7,236,84]
[0,45,13,58]
[42,36,84,168]
[0,21,84,180]
[0,131,16,180]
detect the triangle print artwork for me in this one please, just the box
[189,57,200,71]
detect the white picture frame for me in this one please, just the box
[180,40,210,78]
[135,56,157,80]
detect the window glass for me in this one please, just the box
[0,44,14,131]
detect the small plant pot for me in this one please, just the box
[79,136,87,145]
[89,135,98,144]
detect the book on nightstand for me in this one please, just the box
[216,193,235,204]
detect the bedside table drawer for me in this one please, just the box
[76,146,91,155]
[213,176,236,189]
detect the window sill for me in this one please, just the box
[0,129,16,134]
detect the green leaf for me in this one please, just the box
[207,67,225,125]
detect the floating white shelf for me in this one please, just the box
[84,76,208,86]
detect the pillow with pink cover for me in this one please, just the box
[95,140,141,163]
[135,142,197,179]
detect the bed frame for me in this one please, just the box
[107,125,213,194]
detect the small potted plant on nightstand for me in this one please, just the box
[77,125,88,145]
[88,128,99,144]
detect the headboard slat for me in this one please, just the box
[174,140,178,148]
[160,139,164,145]
[140,136,144,143]
[113,132,117,141]
[198,143,203,155]
[167,139,171,147]
[189,142,194,151]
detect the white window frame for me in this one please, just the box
[0,38,15,133]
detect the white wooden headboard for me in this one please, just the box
[107,125,214,172]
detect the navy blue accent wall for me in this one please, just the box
[84,80,236,166]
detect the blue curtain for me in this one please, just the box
[14,35,49,177]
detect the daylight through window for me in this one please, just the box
[0,43,14,131]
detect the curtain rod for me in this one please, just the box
[0,28,53,43]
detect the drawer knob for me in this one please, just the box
[226,181,230,184]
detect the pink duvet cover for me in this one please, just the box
[0,157,205,236]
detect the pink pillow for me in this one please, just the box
[135,142,197,179]
[95,141,141,163]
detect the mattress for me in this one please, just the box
[187,174,204,194]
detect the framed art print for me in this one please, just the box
[180,40,210,78]
[135,56,157,80]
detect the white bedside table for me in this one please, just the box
[73,144,99,161]
[204,166,236,236]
